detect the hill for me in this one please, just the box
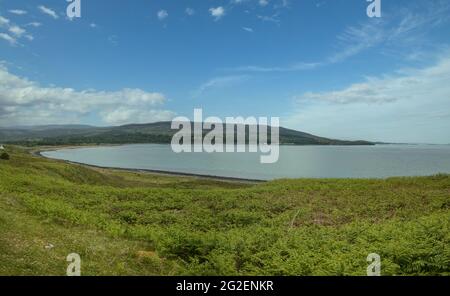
[0,122,373,146]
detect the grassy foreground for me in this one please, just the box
[0,146,449,276]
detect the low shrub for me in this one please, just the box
[0,152,10,160]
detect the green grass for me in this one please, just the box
[0,145,449,275]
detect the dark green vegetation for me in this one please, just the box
[0,122,373,146]
[0,152,9,160]
[1,146,449,275]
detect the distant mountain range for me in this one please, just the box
[0,122,374,146]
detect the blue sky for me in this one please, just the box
[0,0,450,143]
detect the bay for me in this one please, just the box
[42,144,450,180]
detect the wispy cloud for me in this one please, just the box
[194,75,249,97]
[327,19,385,64]
[230,62,321,73]
[329,1,450,64]
[232,1,450,73]
[9,9,27,15]
[257,13,280,25]
[0,16,10,27]
[0,16,32,46]
[108,35,118,46]
[0,33,17,46]
[38,5,59,19]
[242,27,254,33]
[26,22,42,27]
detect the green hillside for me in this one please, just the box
[0,122,373,146]
[0,146,448,275]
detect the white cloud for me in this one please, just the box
[8,25,26,37]
[209,7,225,21]
[90,23,97,28]
[0,33,17,46]
[285,55,450,143]
[0,65,175,126]
[242,27,254,33]
[38,5,59,19]
[185,8,195,16]
[157,10,168,21]
[0,17,32,46]
[9,9,27,15]
[0,16,10,27]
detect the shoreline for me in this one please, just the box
[32,147,266,184]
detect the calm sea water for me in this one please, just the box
[42,144,450,180]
